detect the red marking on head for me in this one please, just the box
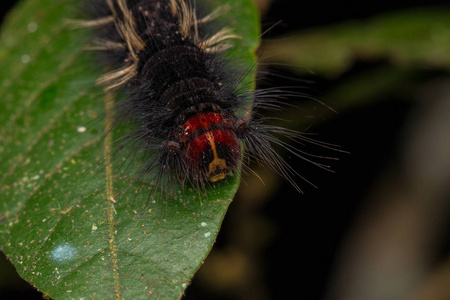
[179,112,234,143]
[180,113,240,181]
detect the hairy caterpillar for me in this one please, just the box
[76,0,332,195]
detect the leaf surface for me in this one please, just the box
[0,0,259,298]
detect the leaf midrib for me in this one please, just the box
[103,91,121,299]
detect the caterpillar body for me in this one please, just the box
[80,0,324,194]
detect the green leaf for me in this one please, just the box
[0,0,260,299]
[262,8,450,77]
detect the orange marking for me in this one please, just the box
[205,132,227,182]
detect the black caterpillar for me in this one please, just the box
[77,0,330,194]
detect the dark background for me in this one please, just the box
[1,0,450,299]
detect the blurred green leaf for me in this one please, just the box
[263,8,450,77]
[0,0,259,299]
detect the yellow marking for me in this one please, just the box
[205,132,228,182]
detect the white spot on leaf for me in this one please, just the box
[50,244,76,264]
[27,22,38,33]
[21,54,30,64]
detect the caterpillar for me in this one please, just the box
[76,0,332,195]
